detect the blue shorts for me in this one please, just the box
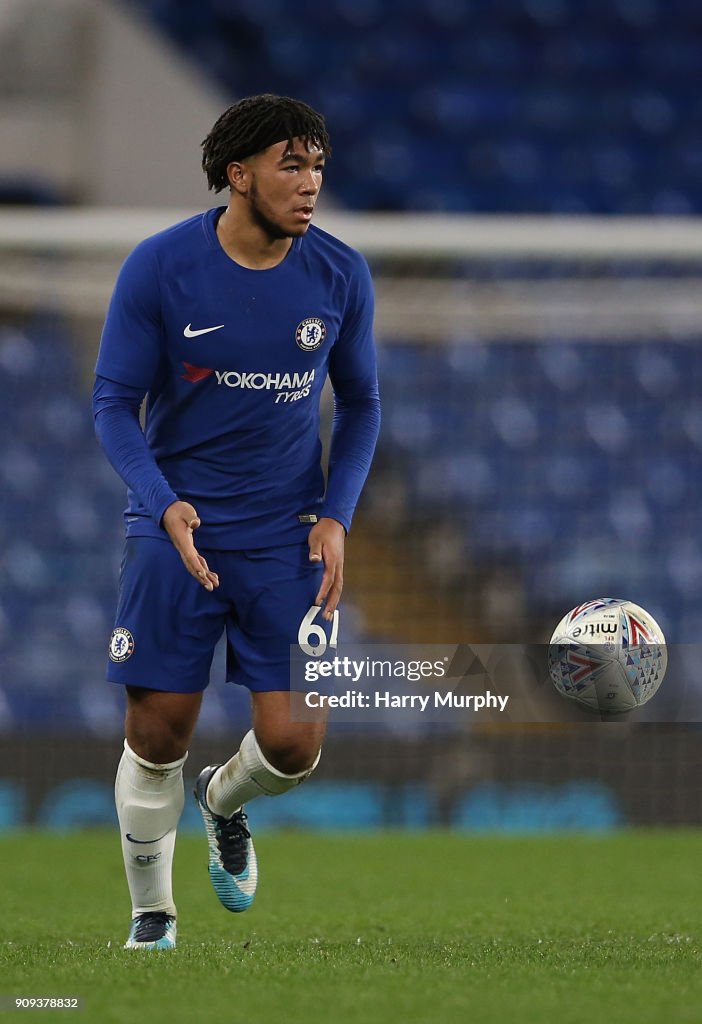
[106,537,334,693]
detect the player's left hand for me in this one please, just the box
[308,517,345,620]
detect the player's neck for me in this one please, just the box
[216,206,293,270]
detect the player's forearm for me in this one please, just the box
[92,376,178,526]
[320,391,381,531]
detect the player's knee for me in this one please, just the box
[128,733,188,765]
[258,735,322,776]
[126,717,191,764]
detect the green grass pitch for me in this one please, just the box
[2,830,702,1024]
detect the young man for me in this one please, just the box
[93,94,380,950]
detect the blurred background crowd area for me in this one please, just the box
[131,0,702,216]
[0,0,701,828]
[3,0,702,212]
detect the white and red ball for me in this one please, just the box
[548,598,667,714]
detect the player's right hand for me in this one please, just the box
[162,500,220,592]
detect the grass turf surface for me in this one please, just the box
[1,830,701,1024]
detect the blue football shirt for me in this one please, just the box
[94,207,380,549]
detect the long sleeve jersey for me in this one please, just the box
[93,208,381,549]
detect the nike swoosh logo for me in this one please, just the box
[233,855,257,897]
[184,323,224,338]
[126,831,169,845]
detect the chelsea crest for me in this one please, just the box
[296,317,326,352]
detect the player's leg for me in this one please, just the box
[206,690,326,815]
[118,687,202,949]
[194,543,331,912]
[194,695,327,914]
[108,537,225,948]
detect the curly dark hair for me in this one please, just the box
[201,94,332,192]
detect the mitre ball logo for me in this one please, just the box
[296,317,326,352]
[109,627,135,662]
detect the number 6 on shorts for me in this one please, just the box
[297,605,339,657]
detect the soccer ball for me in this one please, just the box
[548,598,667,714]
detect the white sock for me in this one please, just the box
[115,740,186,918]
[206,729,321,819]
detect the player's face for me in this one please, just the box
[244,138,325,240]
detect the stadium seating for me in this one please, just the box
[128,0,702,213]
[4,3,700,731]
[372,336,701,643]
[2,317,699,732]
